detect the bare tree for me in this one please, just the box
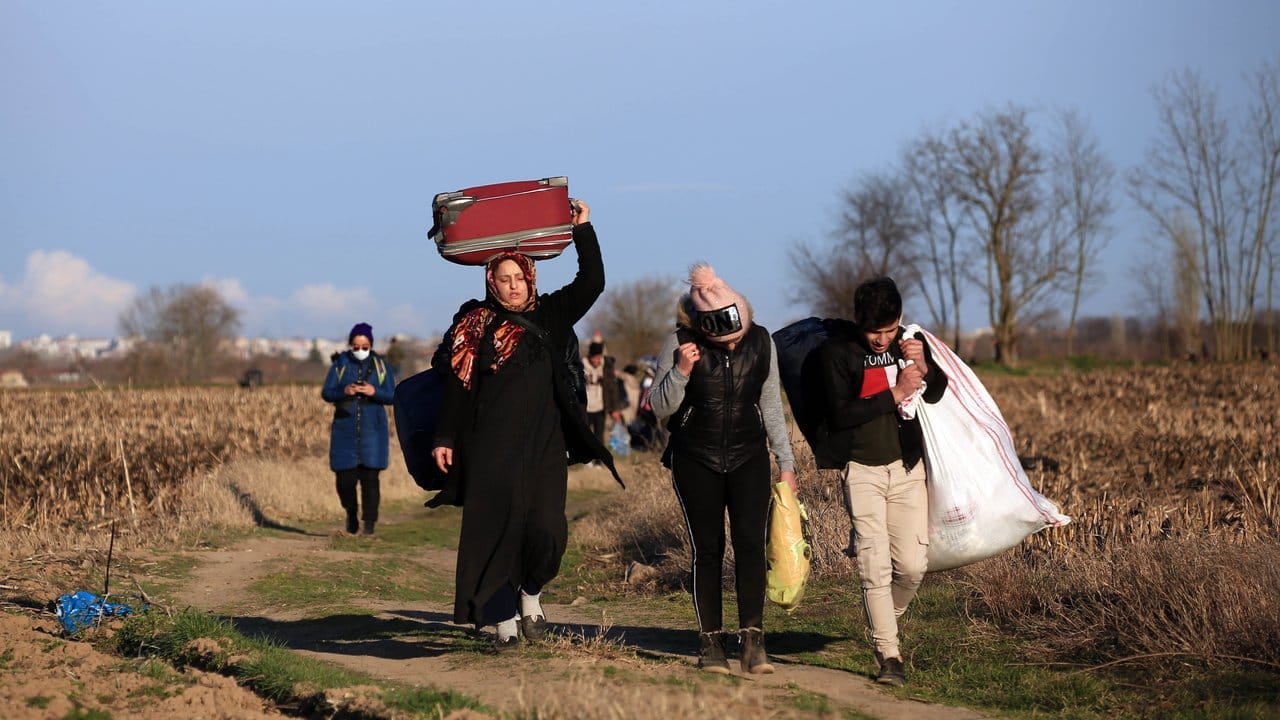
[903,132,968,349]
[582,275,680,364]
[1128,64,1280,361]
[837,172,920,288]
[788,172,919,319]
[786,242,861,319]
[949,106,1070,366]
[120,284,242,381]
[1051,108,1116,357]
[1171,214,1205,359]
[1267,244,1278,357]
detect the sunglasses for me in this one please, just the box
[695,303,743,337]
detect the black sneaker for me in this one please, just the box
[494,634,521,653]
[520,614,547,641]
[698,632,731,674]
[876,656,907,686]
[345,516,359,534]
[361,521,376,535]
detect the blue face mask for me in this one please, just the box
[351,349,370,361]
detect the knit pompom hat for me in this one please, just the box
[681,262,752,344]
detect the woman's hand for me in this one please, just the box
[343,383,358,396]
[432,446,453,473]
[571,199,590,225]
[675,341,701,376]
[780,470,798,494]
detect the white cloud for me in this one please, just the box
[211,281,382,338]
[203,276,250,305]
[0,250,136,337]
[290,284,376,319]
[386,302,432,338]
[0,254,394,341]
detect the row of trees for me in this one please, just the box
[791,62,1280,365]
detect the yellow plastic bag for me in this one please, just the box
[765,481,811,611]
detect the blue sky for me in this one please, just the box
[2,1,1277,344]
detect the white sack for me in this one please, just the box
[899,324,1071,571]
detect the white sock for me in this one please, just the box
[520,590,543,619]
[496,614,520,641]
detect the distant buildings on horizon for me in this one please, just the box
[0,330,419,362]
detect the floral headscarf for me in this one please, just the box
[449,253,538,389]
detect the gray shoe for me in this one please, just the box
[739,628,775,674]
[520,614,547,641]
[876,656,907,686]
[698,631,731,674]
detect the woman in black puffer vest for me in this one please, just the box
[649,263,796,675]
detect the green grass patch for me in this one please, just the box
[111,608,485,717]
[753,576,1280,719]
[0,647,13,671]
[245,555,452,614]
[783,680,833,714]
[326,504,464,553]
[174,524,261,551]
[25,695,51,709]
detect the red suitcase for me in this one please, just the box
[429,176,574,266]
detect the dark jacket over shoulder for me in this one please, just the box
[816,327,947,471]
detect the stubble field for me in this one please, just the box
[0,362,1277,717]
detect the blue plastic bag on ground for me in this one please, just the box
[55,591,136,635]
[608,421,630,456]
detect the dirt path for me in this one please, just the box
[173,517,987,719]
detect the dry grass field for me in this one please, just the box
[0,362,1277,716]
[576,362,1280,673]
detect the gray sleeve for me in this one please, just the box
[648,330,688,421]
[760,338,796,474]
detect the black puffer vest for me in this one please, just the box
[665,324,771,473]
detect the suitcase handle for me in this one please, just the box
[428,193,476,238]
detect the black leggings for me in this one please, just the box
[335,466,381,522]
[671,451,771,632]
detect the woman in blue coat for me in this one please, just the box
[321,322,396,534]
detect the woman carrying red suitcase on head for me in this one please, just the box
[648,264,797,674]
[430,200,622,650]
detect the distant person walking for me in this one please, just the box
[814,277,948,686]
[430,200,621,650]
[583,337,623,446]
[321,322,397,535]
[385,336,406,376]
[649,263,796,675]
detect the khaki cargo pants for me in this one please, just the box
[843,460,929,660]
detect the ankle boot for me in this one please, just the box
[697,631,731,674]
[345,513,359,535]
[740,628,775,674]
[361,520,376,535]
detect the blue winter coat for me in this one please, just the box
[321,351,396,471]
